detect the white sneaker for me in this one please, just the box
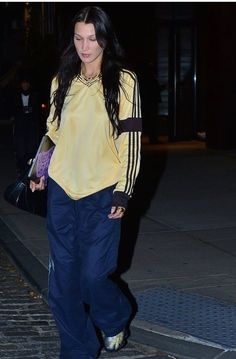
[103,329,127,352]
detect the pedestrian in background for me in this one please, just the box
[30,6,142,359]
[12,75,40,176]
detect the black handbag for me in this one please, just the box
[3,169,47,217]
[3,135,55,217]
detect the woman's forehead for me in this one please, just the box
[74,22,96,36]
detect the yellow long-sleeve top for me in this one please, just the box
[46,69,142,208]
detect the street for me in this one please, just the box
[0,242,176,359]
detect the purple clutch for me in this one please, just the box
[36,145,55,182]
[28,135,55,183]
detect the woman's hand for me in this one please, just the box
[108,206,126,219]
[30,176,46,192]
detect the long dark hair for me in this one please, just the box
[52,6,124,135]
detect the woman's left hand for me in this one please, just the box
[30,176,46,192]
[108,206,126,219]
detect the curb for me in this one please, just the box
[0,215,235,359]
[0,217,48,298]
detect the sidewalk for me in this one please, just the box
[1,133,236,359]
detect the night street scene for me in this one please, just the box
[1,2,236,359]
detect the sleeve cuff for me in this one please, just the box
[112,191,130,209]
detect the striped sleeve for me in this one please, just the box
[113,70,142,208]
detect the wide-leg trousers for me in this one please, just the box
[47,178,132,359]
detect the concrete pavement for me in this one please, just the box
[1,127,236,358]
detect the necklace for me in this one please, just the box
[79,71,101,84]
[81,72,100,80]
[80,65,101,82]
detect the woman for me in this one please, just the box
[31,6,142,359]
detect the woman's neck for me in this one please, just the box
[81,63,101,80]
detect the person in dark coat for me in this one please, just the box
[12,76,40,176]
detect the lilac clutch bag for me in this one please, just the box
[28,135,55,183]
[36,145,55,182]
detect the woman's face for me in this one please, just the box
[74,22,104,65]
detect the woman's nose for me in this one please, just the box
[81,40,89,50]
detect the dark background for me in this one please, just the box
[1,2,236,149]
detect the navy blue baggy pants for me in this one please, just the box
[47,178,132,359]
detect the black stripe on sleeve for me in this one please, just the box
[132,76,142,118]
[124,132,140,196]
[127,132,140,195]
[130,132,140,194]
[118,117,142,133]
[124,132,132,194]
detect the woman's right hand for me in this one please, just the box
[30,176,46,192]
